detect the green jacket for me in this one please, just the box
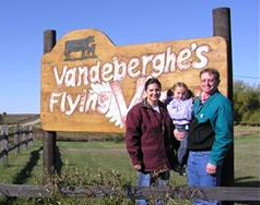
[187,90,233,165]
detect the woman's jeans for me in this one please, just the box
[187,151,222,205]
[136,171,169,205]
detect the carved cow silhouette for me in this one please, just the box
[64,36,97,61]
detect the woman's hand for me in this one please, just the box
[206,163,216,174]
[133,164,142,171]
[174,129,187,141]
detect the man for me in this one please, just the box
[175,68,233,205]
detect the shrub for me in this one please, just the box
[233,81,260,125]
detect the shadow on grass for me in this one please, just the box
[0,146,63,205]
[234,176,260,187]
[233,177,260,205]
[12,145,63,185]
[12,146,43,184]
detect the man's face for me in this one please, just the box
[200,72,218,94]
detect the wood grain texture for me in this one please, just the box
[41,29,228,133]
[0,184,259,202]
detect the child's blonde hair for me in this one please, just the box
[171,82,188,92]
[171,82,193,99]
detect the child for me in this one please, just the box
[167,82,193,176]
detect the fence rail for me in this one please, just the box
[0,184,259,202]
[0,124,34,166]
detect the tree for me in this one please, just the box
[233,80,260,125]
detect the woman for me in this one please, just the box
[125,78,178,205]
[175,68,233,205]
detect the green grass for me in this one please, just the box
[58,141,135,181]
[234,134,260,187]
[0,140,43,184]
[0,127,259,204]
[58,140,188,187]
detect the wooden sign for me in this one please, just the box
[41,29,227,133]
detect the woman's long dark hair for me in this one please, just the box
[144,78,161,91]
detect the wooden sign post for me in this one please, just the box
[213,7,234,205]
[42,30,57,182]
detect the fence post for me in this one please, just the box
[28,125,33,146]
[1,125,9,166]
[43,29,57,183]
[213,7,234,205]
[14,124,21,154]
[23,126,28,151]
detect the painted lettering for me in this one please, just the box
[52,43,210,88]
[113,57,127,81]
[65,67,77,87]
[53,66,67,87]
[177,48,192,70]
[89,61,101,83]
[77,67,88,86]
[65,94,81,115]
[101,62,114,82]
[48,42,212,127]
[193,45,210,69]
[128,58,141,78]
[141,54,154,76]
[151,52,165,77]
[49,92,62,112]
[164,47,176,73]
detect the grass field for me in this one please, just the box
[0,127,259,204]
[234,134,260,187]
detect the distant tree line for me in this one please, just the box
[233,80,260,125]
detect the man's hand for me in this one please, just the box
[206,163,216,174]
[133,164,142,171]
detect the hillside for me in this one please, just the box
[0,114,40,125]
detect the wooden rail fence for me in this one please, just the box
[0,184,259,202]
[0,124,34,166]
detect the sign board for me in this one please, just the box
[41,29,227,133]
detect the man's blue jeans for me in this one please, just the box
[187,151,222,205]
[136,171,169,205]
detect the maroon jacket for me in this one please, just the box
[125,99,178,172]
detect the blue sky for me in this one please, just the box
[0,0,259,114]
